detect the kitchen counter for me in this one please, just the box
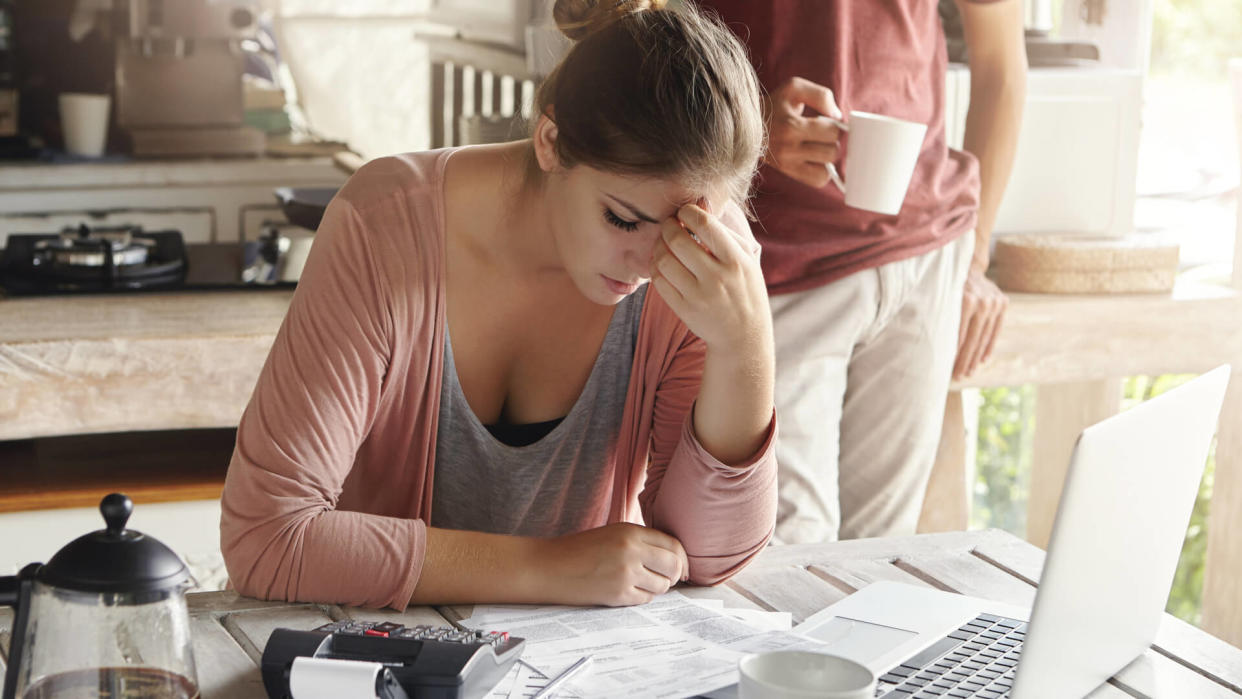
[0,289,293,442]
[4,278,1238,438]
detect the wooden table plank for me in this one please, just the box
[187,591,314,616]
[726,565,849,624]
[1153,616,1242,694]
[894,550,1038,609]
[1111,651,1241,699]
[191,615,267,699]
[1089,682,1144,698]
[805,558,932,593]
[969,532,1044,585]
[734,529,993,569]
[218,605,337,666]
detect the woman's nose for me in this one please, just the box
[629,231,661,277]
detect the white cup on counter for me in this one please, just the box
[279,232,315,282]
[59,92,111,158]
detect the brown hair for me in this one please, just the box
[532,0,764,206]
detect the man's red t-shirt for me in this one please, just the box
[702,1,987,294]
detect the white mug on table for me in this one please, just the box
[825,111,927,216]
[738,650,876,699]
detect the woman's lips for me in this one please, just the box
[602,275,640,295]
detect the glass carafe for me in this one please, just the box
[1,494,200,699]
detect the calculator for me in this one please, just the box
[260,619,526,699]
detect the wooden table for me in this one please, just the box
[2,530,1237,698]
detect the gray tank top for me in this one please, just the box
[431,285,647,536]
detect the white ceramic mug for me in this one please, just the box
[826,111,927,216]
[279,231,315,282]
[738,650,876,699]
[59,92,111,158]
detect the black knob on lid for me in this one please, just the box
[39,493,191,596]
[101,493,133,536]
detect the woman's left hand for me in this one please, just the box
[650,202,772,357]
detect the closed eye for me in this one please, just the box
[604,207,640,232]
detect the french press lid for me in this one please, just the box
[38,493,191,595]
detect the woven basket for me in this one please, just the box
[991,235,1180,294]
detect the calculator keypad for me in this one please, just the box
[313,621,511,647]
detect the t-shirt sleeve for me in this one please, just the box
[219,193,425,610]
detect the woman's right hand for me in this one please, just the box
[537,522,690,606]
[764,76,845,188]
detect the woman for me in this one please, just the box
[220,0,777,610]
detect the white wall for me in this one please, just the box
[264,0,436,158]
[264,0,554,159]
[0,500,227,590]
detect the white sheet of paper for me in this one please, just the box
[461,591,826,698]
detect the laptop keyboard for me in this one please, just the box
[875,613,1026,698]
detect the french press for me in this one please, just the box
[0,493,200,699]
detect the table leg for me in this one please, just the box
[1202,367,1242,647]
[1026,379,1122,549]
[917,391,970,533]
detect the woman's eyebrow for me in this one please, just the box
[605,194,660,224]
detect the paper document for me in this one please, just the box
[461,591,824,699]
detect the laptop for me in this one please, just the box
[793,365,1232,699]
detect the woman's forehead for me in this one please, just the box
[591,168,723,208]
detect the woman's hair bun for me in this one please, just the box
[552,0,668,41]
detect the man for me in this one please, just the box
[701,0,1027,542]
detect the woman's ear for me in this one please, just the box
[532,111,561,173]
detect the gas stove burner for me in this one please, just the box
[33,224,158,268]
[0,227,188,295]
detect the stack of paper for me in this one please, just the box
[459,592,826,699]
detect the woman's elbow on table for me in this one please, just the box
[219,505,301,602]
[684,526,774,587]
[218,472,327,603]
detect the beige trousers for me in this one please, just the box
[769,232,975,544]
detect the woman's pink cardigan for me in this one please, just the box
[220,150,777,609]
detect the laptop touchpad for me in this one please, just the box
[804,617,918,665]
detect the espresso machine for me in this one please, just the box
[115,0,265,156]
